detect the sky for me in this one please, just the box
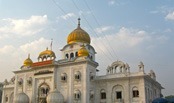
[0,0,174,96]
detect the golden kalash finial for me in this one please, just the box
[78,18,81,28]
[23,54,33,66]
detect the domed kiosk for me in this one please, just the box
[38,47,56,61]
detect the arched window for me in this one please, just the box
[74,71,81,81]
[9,92,14,103]
[74,90,81,100]
[61,73,67,82]
[90,56,93,60]
[65,54,69,59]
[5,95,8,102]
[75,52,78,57]
[101,89,106,99]
[116,91,122,99]
[46,88,49,94]
[27,77,32,85]
[112,85,124,101]
[90,72,94,80]
[132,87,139,98]
[41,88,45,94]
[43,56,47,61]
[39,83,50,97]
[90,90,94,99]
[70,53,74,59]
[18,78,23,86]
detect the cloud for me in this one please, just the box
[91,27,172,78]
[92,27,170,54]
[0,45,15,54]
[108,0,126,6]
[0,37,51,62]
[20,37,51,58]
[78,10,92,16]
[93,27,149,49]
[0,15,48,39]
[108,0,115,5]
[94,26,114,33]
[91,27,150,74]
[61,13,75,20]
[0,37,52,81]
[165,11,174,21]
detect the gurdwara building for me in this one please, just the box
[2,18,163,103]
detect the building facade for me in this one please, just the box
[2,18,163,103]
[0,83,3,103]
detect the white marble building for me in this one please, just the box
[2,18,163,103]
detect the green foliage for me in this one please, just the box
[165,95,174,99]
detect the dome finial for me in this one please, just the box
[78,18,81,27]
[23,54,33,66]
[28,54,30,59]
[50,38,53,50]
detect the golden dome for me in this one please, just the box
[23,54,33,66]
[78,45,89,57]
[38,48,56,60]
[67,18,91,44]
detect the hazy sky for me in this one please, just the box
[0,0,174,96]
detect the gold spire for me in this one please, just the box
[78,18,81,28]
[50,39,53,50]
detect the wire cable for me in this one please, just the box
[83,0,119,60]
[51,0,76,25]
[72,0,115,62]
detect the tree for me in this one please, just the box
[165,95,174,99]
[0,90,2,103]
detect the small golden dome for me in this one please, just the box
[67,18,91,44]
[38,48,56,60]
[23,54,33,66]
[78,45,89,57]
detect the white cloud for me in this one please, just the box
[20,37,51,58]
[0,45,15,54]
[0,15,48,39]
[108,0,128,6]
[92,27,150,57]
[95,26,114,33]
[156,35,169,42]
[165,11,174,21]
[108,0,115,5]
[61,13,75,20]
[91,27,171,76]
[0,37,51,61]
[0,37,52,81]
[78,10,92,16]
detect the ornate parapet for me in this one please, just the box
[138,61,144,72]
[107,61,130,75]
